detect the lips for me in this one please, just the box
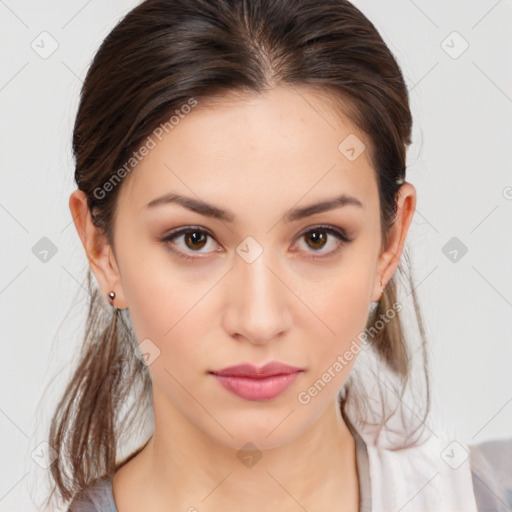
[209,362,304,401]
[210,361,304,378]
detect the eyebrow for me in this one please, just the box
[144,192,363,223]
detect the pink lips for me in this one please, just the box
[210,362,304,401]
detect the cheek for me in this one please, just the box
[313,290,370,363]
[121,272,209,411]
[300,258,374,377]
[116,226,203,338]
[325,279,371,340]
[122,267,208,355]
[117,249,216,386]
[303,254,374,335]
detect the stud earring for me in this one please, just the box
[108,291,116,307]
[379,280,385,292]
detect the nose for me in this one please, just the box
[222,250,292,344]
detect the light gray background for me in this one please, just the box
[1,1,511,510]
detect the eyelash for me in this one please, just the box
[160,225,353,262]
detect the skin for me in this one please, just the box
[70,84,416,511]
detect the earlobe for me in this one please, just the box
[371,183,416,302]
[68,189,128,309]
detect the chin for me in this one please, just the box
[198,407,317,453]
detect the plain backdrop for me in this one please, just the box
[1,0,511,510]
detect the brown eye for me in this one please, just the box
[160,224,353,263]
[183,231,208,250]
[294,225,352,259]
[304,230,328,250]
[160,227,217,261]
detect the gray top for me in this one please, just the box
[469,437,512,512]
[67,433,512,512]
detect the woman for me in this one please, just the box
[44,0,509,510]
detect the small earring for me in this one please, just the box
[108,291,116,306]
[379,280,385,292]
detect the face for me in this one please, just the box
[72,85,414,451]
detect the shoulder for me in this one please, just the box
[348,404,480,512]
[365,431,480,511]
[469,437,512,511]
[67,477,118,512]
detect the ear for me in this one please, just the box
[371,182,416,302]
[69,189,128,309]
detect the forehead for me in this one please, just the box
[118,85,378,217]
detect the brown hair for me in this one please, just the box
[45,0,430,508]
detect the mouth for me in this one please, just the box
[209,362,305,401]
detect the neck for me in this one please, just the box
[113,387,359,512]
